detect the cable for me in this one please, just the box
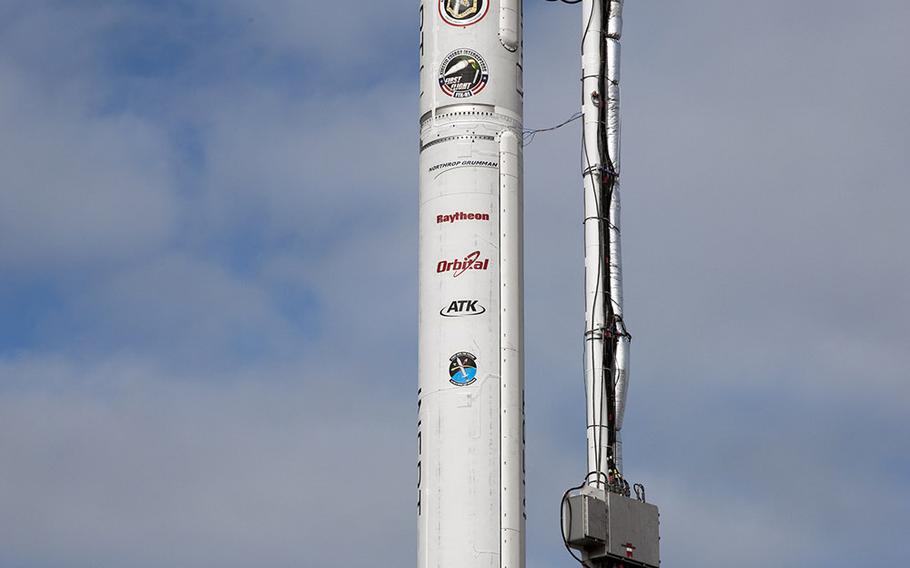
[522,111,582,146]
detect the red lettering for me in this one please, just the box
[434,211,491,224]
[436,251,491,277]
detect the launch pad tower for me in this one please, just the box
[560,1,660,566]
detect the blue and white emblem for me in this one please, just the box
[448,352,478,386]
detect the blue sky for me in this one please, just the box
[1,1,908,567]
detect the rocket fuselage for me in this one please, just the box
[417,2,525,568]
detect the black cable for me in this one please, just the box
[581,0,596,53]
[599,0,623,485]
[593,0,616,487]
[522,111,582,146]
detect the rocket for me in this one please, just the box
[417,2,525,568]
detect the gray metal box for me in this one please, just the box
[565,490,660,568]
[601,492,660,567]
[565,493,608,546]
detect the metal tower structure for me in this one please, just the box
[561,1,661,566]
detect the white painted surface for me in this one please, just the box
[418,2,524,567]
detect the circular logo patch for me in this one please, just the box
[439,49,489,98]
[448,352,478,386]
[440,0,488,27]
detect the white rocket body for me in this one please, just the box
[417,2,524,568]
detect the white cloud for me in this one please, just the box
[0,356,415,568]
[0,62,176,268]
[0,1,908,567]
[197,81,414,243]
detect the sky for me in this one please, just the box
[0,1,908,567]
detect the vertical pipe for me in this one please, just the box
[605,0,629,475]
[581,0,609,489]
[581,0,627,486]
[500,130,524,568]
[500,0,520,51]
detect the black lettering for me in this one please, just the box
[419,5,425,57]
[417,392,423,515]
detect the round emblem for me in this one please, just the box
[448,352,478,386]
[439,0,489,27]
[439,49,489,98]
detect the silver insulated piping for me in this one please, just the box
[581,0,629,489]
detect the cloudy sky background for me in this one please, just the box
[1,1,908,566]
